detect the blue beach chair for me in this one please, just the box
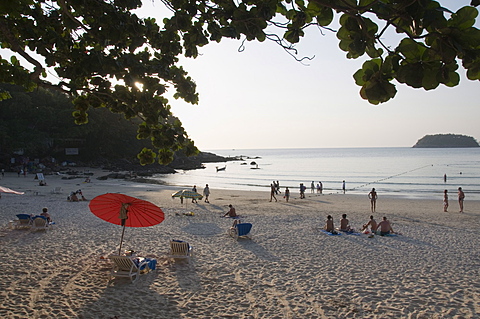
[15,214,32,229]
[228,220,252,240]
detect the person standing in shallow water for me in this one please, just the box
[342,180,346,194]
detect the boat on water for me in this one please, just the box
[216,166,226,172]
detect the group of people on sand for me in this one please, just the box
[67,189,87,202]
[324,213,394,236]
[443,187,465,213]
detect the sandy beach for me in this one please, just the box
[0,170,479,318]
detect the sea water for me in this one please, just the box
[152,147,480,200]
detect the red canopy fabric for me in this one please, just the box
[89,193,164,228]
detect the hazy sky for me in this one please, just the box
[136,0,480,150]
[2,1,479,151]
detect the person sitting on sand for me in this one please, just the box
[325,215,335,233]
[40,207,52,223]
[76,189,87,201]
[223,204,237,217]
[361,215,377,233]
[69,191,79,202]
[376,216,394,236]
[340,214,353,232]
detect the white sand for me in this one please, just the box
[0,170,479,318]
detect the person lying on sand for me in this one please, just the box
[376,216,394,236]
[223,204,237,217]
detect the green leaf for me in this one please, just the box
[398,39,426,61]
[449,6,478,30]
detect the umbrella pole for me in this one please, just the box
[118,224,126,255]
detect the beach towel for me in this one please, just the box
[223,215,242,219]
[320,229,341,236]
[342,231,361,236]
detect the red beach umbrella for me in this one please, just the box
[89,193,164,254]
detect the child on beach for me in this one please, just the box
[40,207,52,223]
[284,187,290,202]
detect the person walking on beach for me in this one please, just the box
[458,187,465,213]
[276,181,281,194]
[270,183,277,202]
[342,180,346,194]
[192,185,198,203]
[299,183,306,199]
[272,181,279,195]
[377,216,394,236]
[284,187,290,202]
[368,188,378,213]
[443,189,448,212]
[203,184,210,203]
[319,181,323,194]
[311,181,315,194]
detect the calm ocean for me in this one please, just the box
[152,147,480,200]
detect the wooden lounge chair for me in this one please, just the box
[228,221,252,240]
[108,255,149,283]
[31,216,48,231]
[51,186,62,194]
[15,214,32,229]
[167,240,193,263]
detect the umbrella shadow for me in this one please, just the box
[76,273,183,318]
[181,222,224,237]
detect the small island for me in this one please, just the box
[413,134,479,148]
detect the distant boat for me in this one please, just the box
[216,166,226,172]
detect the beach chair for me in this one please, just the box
[51,187,62,194]
[31,216,48,231]
[108,255,150,283]
[15,214,32,229]
[228,221,252,240]
[167,240,193,263]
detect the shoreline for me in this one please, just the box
[1,168,479,318]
